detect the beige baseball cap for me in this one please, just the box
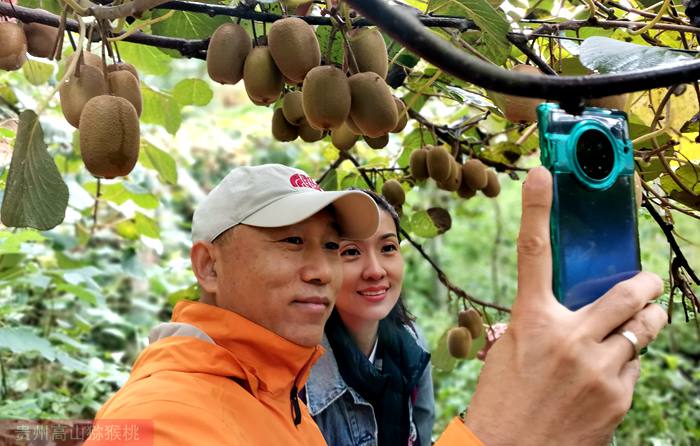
[192,164,380,242]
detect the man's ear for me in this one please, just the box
[191,241,218,295]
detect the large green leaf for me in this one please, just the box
[151,10,230,57]
[17,0,62,14]
[580,37,697,74]
[1,110,68,230]
[139,141,178,185]
[141,86,182,134]
[429,0,510,50]
[410,210,439,238]
[116,41,172,76]
[0,327,56,360]
[172,79,213,107]
[22,60,54,86]
[83,181,159,210]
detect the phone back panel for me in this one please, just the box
[551,172,641,310]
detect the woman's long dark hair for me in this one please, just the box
[355,188,415,328]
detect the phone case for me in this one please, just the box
[538,103,641,310]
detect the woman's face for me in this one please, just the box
[334,210,404,326]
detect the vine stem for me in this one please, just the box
[629,0,672,35]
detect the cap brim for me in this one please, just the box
[241,190,379,239]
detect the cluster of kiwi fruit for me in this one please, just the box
[409,145,501,199]
[58,50,142,179]
[495,64,629,123]
[0,20,62,71]
[447,308,484,359]
[206,19,405,147]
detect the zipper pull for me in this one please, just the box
[290,385,302,426]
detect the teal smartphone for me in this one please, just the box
[537,103,641,310]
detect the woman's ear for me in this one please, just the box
[191,241,218,295]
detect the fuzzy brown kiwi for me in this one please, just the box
[410,148,429,181]
[107,62,139,82]
[458,176,476,199]
[438,159,462,192]
[243,46,283,105]
[364,134,389,149]
[331,123,358,151]
[426,146,452,182]
[391,97,408,133]
[0,22,27,71]
[462,159,488,190]
[59,64,109,128]
[346,27,388,79]
[22,22,58,59]
[345,115,363,135]
[587,94,628,112]
[427,207,451,234]
[302,66,351,130]
[79,95,140,179]
[207,23,251,85]
[381,179,405,207]
[482,170,501,197]
[458,308,484,339]
[267,17,320,84]
[298,119,324,142]
[108,70,142,116]
[271,108,299,142]
[500,64,544,123]
[348,72,398,137]
[282,91,305,125]
[447,327,472,359]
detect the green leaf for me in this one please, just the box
[141,86,182,134]
[1,110,68,230]
[660,163,700,195]
[83,182,159,210]
[135,212,160,239]
[580,37,697,74]
[429,0,510,48]
[167,283,200,305]
[139,141,178,185]
[151,10,230,57]
[410,210,439,238]
[172,79,213,107]
[22,60,54,86]
[116,41,172,76]
[17,0,62,14]
[317,26,344,66]
[55,283,98,305]
[318,169,338,191]
[0,327,56,360]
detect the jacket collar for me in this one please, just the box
[148,300,324,397]
[305,335,355,415]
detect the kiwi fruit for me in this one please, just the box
[348,72,398,137]
[501,64,544,123]
[243,46,283,105]
[0,22,27,71]
[298,119,324,142]
[23,22,58,59]
[282,91,305,125]
[108,70,142,116]
[302,66,351,130]
[107,62,139,82]
[345,115,363,135]
[271,108,298,142]
[65,51,103,71]
[458,308,484,339]
[410,148,429,181]
[447,326,472,359]
[482,170,501,197]
[438,159,462,192]
[346,27,388,79]
[587,94,628,112]
[458,176,476,199]
[426,146,452,182]
[207,23,251,85]
[382,179,405,207]
[267,17,320,84]
[331,123,358,151]
[462,159,488,190]
[59,64,109,128]
[391,97,408,133]
[427,207,451,234]
[79,95,140,179]
[365,134,389,149]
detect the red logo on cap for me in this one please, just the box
[290,173,322,191]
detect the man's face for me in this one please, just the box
[212,211,342,347]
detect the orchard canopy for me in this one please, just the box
[0,0,698,443]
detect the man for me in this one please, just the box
[87,164,667,446]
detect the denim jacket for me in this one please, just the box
[304,327,435,446]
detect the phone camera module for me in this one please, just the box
[575,129,614,181]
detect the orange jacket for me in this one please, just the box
[85,300,483,446]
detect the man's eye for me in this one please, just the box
[283,237,303,245]
[325,241,340,251]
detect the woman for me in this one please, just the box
[304,189,435,446]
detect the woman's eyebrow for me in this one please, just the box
[380,233,398,240]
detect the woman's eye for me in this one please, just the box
[382,244,398,253]
[340,247,360,257]
[283,237,303,245]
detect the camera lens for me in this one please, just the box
[575,129,614,180]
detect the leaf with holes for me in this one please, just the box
[1,111,68,230]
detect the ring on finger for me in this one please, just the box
[617,329,641,359]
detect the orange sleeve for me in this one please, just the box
[434,417,485,446]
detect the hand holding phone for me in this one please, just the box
[537,103,641,310]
